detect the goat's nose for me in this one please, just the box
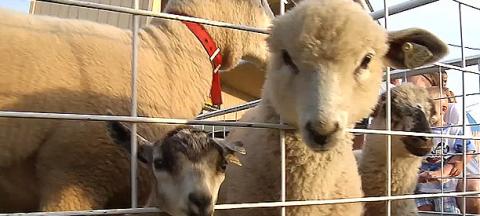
[305,121,340,146]
[189,192,213,216]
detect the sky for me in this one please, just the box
[0,0,479,107]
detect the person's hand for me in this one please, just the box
[418,171,438,183]
[448,161,464,177]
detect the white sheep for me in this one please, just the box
[106,121,245,216]
[0,0,273,212]
[356,83,438,216]
[216,0,448,215]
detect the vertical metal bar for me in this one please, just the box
[383,0,392,215]
[280,1,286,216]
[212,125,215,138]
[439,69,445,214]
[130,0,140,208]
[280,119,286,216]
[458,3,467,215]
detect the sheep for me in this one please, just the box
[216,0,448,215]
[356,83,437,216]
[105,120,245,216]
[0,0,274,212]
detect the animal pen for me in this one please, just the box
[1,0,480,215]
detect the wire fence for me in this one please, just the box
[1,0,480,215]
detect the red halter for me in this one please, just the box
[167,12,223,106]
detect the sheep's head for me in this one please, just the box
[107,122,245,216]
[371,83,437,157]
[165,0,274,69]
[263,0,448,151]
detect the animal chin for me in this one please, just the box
[304,130,332,152]
[402,136,433,157]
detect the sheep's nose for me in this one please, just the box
[189,192,213,216]
[305,121,340,147]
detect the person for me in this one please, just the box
[415,87,480,214]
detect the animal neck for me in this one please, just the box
[161,0,247,70]
[360,120,423,196]
[136,20,217,119]
[283,126,355,200]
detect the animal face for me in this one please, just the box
[264,0,447,151]
[371,83,437,157]
[106,122,244,216]
[152,145,225,216]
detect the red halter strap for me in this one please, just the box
[168,12,223,106]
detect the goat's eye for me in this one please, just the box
[153,158,166,170]
[281,49,299,74]
[360,53,374,69]
[219,161,227,173]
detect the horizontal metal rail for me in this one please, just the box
[0,111,292,129]
[370,0,439,19]
[389,60,480,80]
[196,99,260,120]
[452,0,480,11]
[0,111,478,139]
[4,191,479,216]
[419,210,478,216]
[35,0,439,35]
[36,0,270,34]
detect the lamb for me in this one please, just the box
[216,0,448,215]
[0,0,274,212]
[106,121,245,216]
[356,83,438,216]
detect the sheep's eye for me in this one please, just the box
[153,158,166,170]
[281,49,299,74]
[360,53,374,69]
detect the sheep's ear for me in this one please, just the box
[385,28,448,69]
[214,140,246,166]
[106,121,154,164]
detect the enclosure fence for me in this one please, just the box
[2,0,480,215]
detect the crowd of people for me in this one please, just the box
[354,71,480,214]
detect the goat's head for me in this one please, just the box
[263,0,447,151]
[370,83,437,157]
[165,0,274,69]
[107,122,245,216]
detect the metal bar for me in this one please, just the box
[383,0,392,214]
[5,191,480,216]
[388,61,480,81]
[0,110,479,139]
[280,120,286,216]
[0,111,293,129]
[451,0,480,11]
[130,0,140,208]
[434,92,480,101]
[458,3,467,215]
[280,1,286,216]
[34,0,439,36]
[419,210,478,216]
[370,0,438,20]
[35,0,270,34]
[196,100,260,120]
[349,128,480,140]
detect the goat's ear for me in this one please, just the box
[214,140,246,166]
[106,121,154,164]
[384,28,448,69]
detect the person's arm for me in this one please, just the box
[445,153,475,177]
